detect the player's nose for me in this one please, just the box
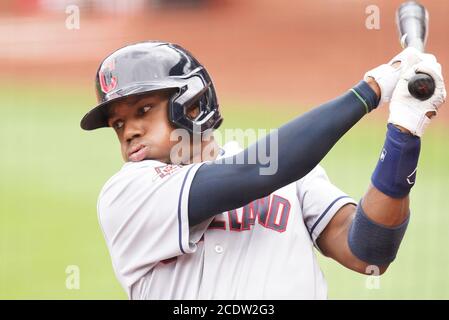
[124,118,145,143]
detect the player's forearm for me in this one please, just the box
[189,81,379,226]
[362,184,409,227]
[346,124,420,267]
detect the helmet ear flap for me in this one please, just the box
[173,76,210,109]
[169,76,217,133]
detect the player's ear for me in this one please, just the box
[186,104,201,120]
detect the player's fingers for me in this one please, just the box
[389,47,424,73]
[421,53,438,64]
[414,60,443,83]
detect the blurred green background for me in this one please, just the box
[1,0,449,299]
[1,80,448,299]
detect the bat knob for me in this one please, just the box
[408,72,435,100]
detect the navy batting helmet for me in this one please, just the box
[80,41,223,133]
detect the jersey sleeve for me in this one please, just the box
[97,160,211,289]
[296,165,356,247]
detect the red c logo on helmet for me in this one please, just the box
[99,59,117,94]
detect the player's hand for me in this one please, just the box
[364,47,424,104]
[388,54,446,137]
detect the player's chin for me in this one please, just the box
[143,151,172,164]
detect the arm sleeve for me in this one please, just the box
[97,161,210,288]
[296,165,357,247]
[189,81,378,226]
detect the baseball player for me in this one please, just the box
[80,41,446,299]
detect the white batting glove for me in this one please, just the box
[388,54,446,137]
[364,47,424,104]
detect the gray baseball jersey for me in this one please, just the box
[97,141,356,299]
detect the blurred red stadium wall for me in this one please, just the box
[0,0,448,120]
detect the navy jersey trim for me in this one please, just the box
[177,165,197,254]
[309,195,351,237]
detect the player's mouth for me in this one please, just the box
[128,144,149,162]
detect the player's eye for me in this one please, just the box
[112,120,124,130]
[138,104,152,116]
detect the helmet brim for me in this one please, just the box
[80,82,181,131]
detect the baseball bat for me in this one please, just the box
[396,1,435,100]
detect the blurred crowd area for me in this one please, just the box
[0,0,448,114]
[1,0,215,14]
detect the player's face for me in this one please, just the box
[107,91,179,163]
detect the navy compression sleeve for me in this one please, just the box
[188,81,379,226]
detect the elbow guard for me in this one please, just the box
[348,201,409,266]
